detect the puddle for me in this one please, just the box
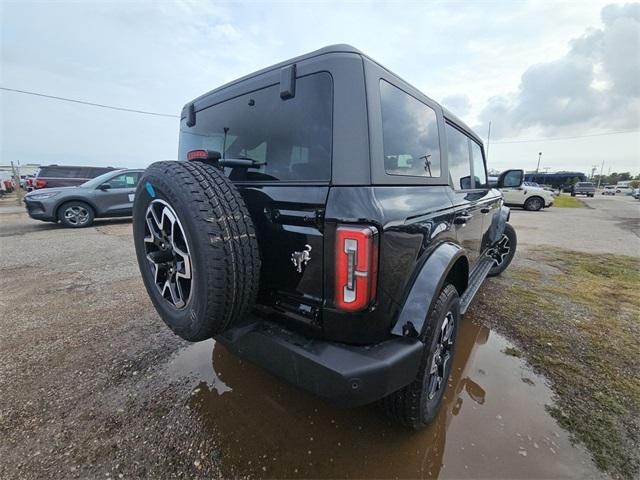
[167,317,601,479]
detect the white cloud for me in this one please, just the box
[0,0,638,174]
[478,2,640,139]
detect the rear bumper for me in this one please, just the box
[216,317,423,407]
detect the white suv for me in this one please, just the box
[500,177,554,211]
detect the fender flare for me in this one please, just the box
[391,242,468,338]
[488,205,510,244]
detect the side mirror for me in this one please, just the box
[497,169,524,188]
[99,183,111,191]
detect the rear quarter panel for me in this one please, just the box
[323,186,456,344]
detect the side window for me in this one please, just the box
[40,166,84,178]
[108,172,140,189]
[470,141,487,188]
[379,80,441,178]
[446,124,472,190]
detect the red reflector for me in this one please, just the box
[35,179,47,189]
[335,225,378,311]
[187,149,208,161]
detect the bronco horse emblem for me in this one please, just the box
[291,244,312,273]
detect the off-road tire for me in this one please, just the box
[488,223,517,276]
[58,201,95,228]
[381,284,460,429]
[524,196,544,211]
[133,160,260,341]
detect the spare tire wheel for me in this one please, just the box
[133,160,260,341]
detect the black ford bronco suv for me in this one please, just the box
[133,45,520,429]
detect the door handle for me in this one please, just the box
[454,214,473,225]
[481,207,490,214]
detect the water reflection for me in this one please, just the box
[170,317,598,478]
[185,320,487,478]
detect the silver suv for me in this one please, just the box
[24,169,144,227]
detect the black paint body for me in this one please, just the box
[180,45,510,405]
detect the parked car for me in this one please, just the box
[24,169,144,227]
[501,179,554,211]
[602,185,617,195]
[132,44,519,429]
[33,165,116,189]
[571,182,595,197]
[615,184,633,195]
[632,188,640,199]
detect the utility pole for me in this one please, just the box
[10,161,24,206]
[486,121,492,161]
[535,152,542,173]
[597,160,605,188]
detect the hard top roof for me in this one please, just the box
[183,44,483,145]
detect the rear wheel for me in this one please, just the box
[381,284,460,429]
[524,196,544,211]
[133,161,260,341]
[58,201,94,228]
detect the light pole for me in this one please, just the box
[535,152,542,174]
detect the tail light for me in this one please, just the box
[187,149,221,162]
[35,179,47,189]
[187,149,208,161]
[335,225,379,311]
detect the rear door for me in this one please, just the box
[446,123,485,267]
[94,171,141,216]
[469,140,502,253]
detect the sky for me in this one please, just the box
[1,0,639,176]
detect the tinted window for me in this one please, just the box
[446,124,472,189]
[577,182,594,187]
[38,166,86,179]
[179,72,332,182]
[108,172,140,189]
[470,141,487,188]
[379,80,441,178]
[86,167,115,177]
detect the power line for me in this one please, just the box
[0,87,180,118]
[492,128,639,144]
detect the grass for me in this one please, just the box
[553,195,585,208]
[475,249,640,479]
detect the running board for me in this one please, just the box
[460,258,494,314]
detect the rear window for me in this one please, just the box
[179,72,333,182]
[379,80,441,178]
[577,182,594,187]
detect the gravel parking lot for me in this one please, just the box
[1,193,638,479]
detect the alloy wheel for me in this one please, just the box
[491,234,511,266]
[64,206,90,226]
[427,311,456,400]
[144,199,193,309]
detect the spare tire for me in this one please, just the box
[133,160,260,341]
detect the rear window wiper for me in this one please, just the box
[219,157,266,168]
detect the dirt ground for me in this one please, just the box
[1,193,638,479]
